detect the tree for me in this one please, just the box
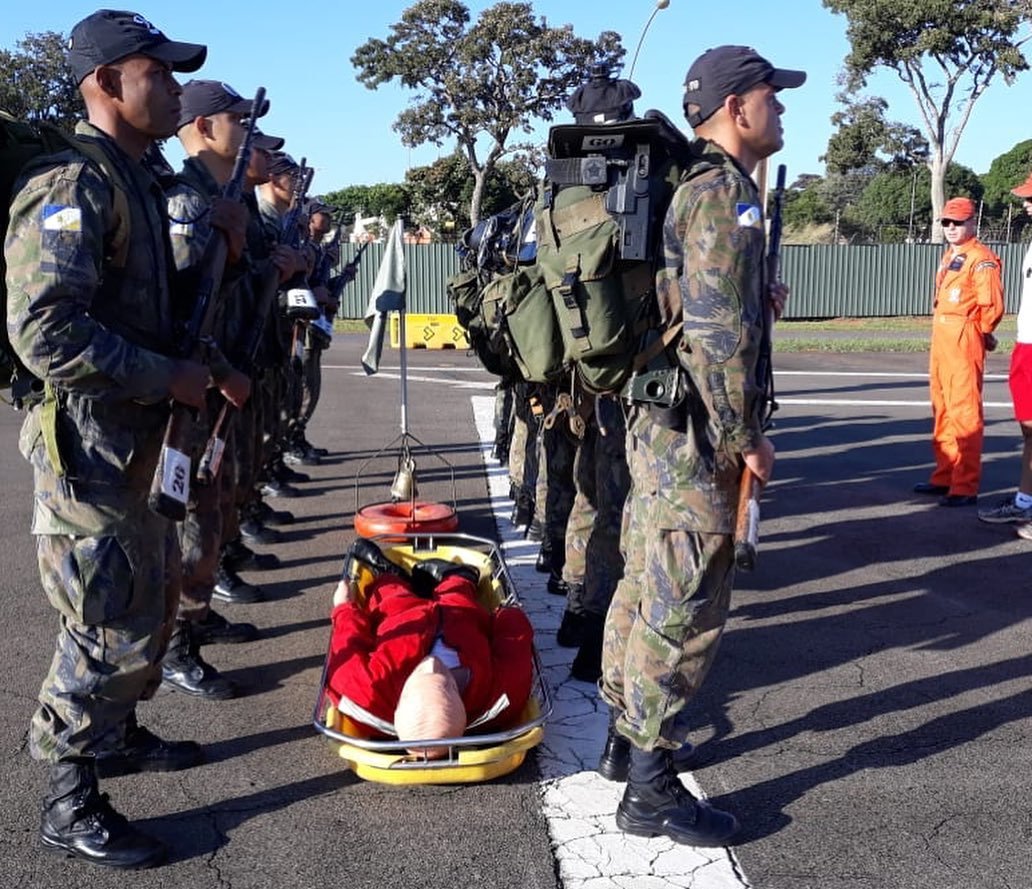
[352,0,622,224]
[980,139,1032,217]
[850,162,982,242]
[323,183,412,226]
[0,31,84,129]
[824,0,1032,241]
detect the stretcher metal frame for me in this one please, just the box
[312,532,552,783]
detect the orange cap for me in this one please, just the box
[941,197,976,221]
[1012,173,1032,198]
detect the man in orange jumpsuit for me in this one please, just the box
[914,197,1005,506]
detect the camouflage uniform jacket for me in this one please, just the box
[630,139,766,532]
[243,191,284,369]
[165,155,247,380]
[5,122,181,534]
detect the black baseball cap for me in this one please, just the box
[176,79,270,130]
[683,45,805,128]
[67,10,207,84]
[267,151,299,176]
[254,129,285,151]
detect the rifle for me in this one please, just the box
[733,162,785,572]
[196,159,313,485]
[148,87,266,521]
[329,239,368,303]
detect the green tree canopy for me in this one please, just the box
[980,139,1032,217]
[824,0,1032,241]
[403,151,536,234]
[352,0,622,224]
[849,162,982,242]
[0,31,84,129]
[323,183,412,227]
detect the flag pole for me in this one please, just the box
[397,218,409,436]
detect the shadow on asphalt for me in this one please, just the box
[677,409,1032,844]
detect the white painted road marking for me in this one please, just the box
[471,396,750,889]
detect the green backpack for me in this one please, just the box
[0,111,130,405]
[448,195,562,382]
[528,110,698,394]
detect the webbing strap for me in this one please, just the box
[39,382,65,478]
[556,255,590,354]
[633,321,683,373]
[72,138,131,269]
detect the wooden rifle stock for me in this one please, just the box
[732,162,786,571]
[148,87,266,520]
[734,467,762,571]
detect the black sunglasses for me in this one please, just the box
[940,219,968,227]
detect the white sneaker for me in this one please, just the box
[1016,522,1032,541]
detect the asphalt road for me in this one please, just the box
[0,335,1028,889]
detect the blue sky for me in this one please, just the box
[5,1,1032,195]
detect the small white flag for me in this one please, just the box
[361,219,406,374]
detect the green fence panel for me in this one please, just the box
[336,241,1028,320]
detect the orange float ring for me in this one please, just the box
[353,500,459,538]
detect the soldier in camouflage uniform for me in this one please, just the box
[161,79,266,700]
[4,10,220,868]
[533,382,577,593]
[287,201,335,464]
[557,394,630,682]
[506,382,539,528]
[597,45,802,847]
[255,152,310,500]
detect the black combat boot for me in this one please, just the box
[40,757,166,869]
[509,491,534,528]
[547,571,570,597]
[616,746,738,846]
[535,538,552,573]
[193,608,259,645]
[260,477,300,499]
[272,456,308,484]
[597,709,695,782]
[255,499,294,526]
[570,612,605,683]
[222,537,281,571]
[556,609,585,648]
[95,710,203,778]
[213,563,264,604]
[238,518,282,546]
[161,620,236,700]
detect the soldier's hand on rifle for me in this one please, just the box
[210,197,249,265]
[216,367,252,409]
[168,359,209,409]
[742,434,775,485]
[769,281,789,321]
[271,245,306,283]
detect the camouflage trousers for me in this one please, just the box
[536,407,577,544]
[563,397,630,616]
[179,424,237,621]
[299,344,324,428]
[599,428,735,750]
[29,512,181,762]
[260,364,288,468]
[235,380,265,516]
[508,387,540,497]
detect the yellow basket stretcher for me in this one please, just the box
[312,533,552,784]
